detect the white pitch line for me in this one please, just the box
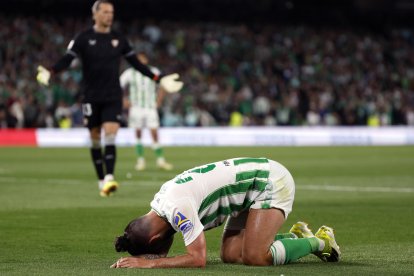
[1,176,413,193]
[0,176,163,186]
[297,185,414,193]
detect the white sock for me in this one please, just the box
[269,240,286,265]
[316,238,325,251]
[104,174,114,182]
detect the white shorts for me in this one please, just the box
[128,106,160,129]
[224,160,295,231]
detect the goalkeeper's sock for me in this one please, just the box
[270,237,322,265]
[275,232,297,240]
[104,145,116,175]
[90,147,105,180]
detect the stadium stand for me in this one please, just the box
[1,1,414,128]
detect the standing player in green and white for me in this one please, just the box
[111,157,341,268]
[120,52,174,171]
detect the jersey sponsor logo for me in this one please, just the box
[111,39,119,47]
[174,212,193,234]
[88,39,96,46]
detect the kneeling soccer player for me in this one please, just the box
[111,157,341,268]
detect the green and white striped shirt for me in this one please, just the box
[120,66,160,109]
[150,157,272,246]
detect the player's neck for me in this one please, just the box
[93,24,110,33]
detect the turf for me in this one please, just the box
[0,146,413,275]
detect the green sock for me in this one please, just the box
[270,237,320,265]
[153,146,163,158]
[275,232,297,240]
[136,144,144,157]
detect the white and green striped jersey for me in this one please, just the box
[150,157,272,246]
[120,66,160,109]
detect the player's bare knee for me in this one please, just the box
[220,230,243,263]
[220,243,233,263]
[220,252,229,263]
[242,250,270,266]
[220,249,237,263]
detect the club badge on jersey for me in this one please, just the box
[174,212,193,234]
[111,39,119,47]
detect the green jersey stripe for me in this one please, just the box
[140,74,145,108]
[127,71,157,108]
[250,179,268,190]
[131,72,139,105]
[233,158,269,165]
[198,179,268,214]
[200,198,254,225]
[236,170,270,182]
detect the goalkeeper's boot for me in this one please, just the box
[157,159,173,171]
[289,221,315,238]
[135,158,146,171]
[314,225,341,262]
[100,175,119,197]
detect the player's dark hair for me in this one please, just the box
[92,0,112,13]
[114,216,174,256]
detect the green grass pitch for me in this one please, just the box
[0,146,413,275]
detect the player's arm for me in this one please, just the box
[124,54,183,93]
[36,54,75,86]
[121,38,182,93]
[121,37,159,81]
[111,231,207,268]
[37,37,80,86]
[120,69,131,109]
[119,69,131,90]
[51,53,76,74]
[156,86,167,109]
[124,53,160,81]
[36,54,75,85]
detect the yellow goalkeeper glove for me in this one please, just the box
[160,73,183,93]
[36,65,51,86]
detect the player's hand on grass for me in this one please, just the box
[36,65,51,86]
[160,73,183,93]
[111,256,157,268]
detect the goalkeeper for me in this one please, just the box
[111,157,341,268]
[36,0,182,197]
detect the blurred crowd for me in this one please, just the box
[1,16,414,128]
